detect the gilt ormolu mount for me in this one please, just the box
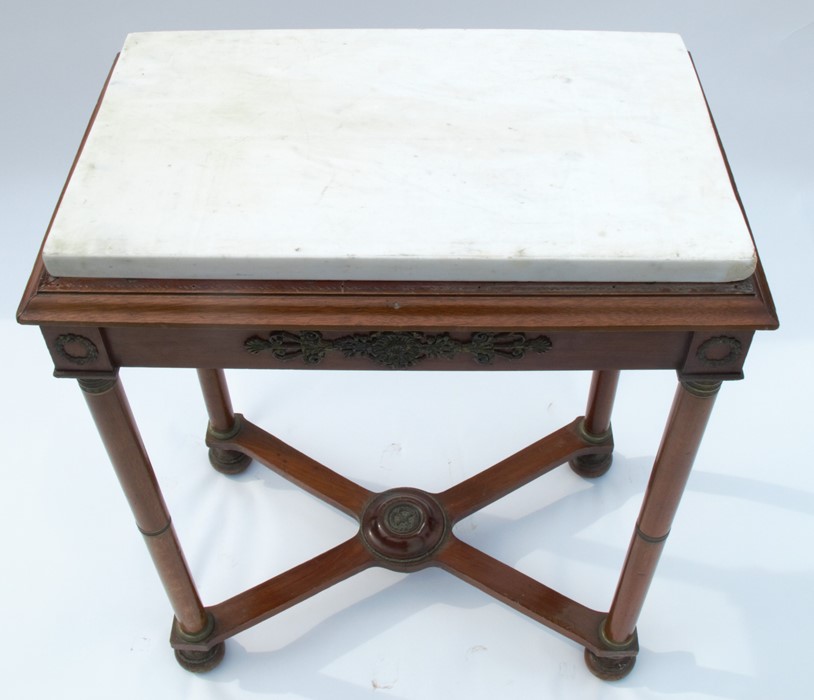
[245,330,553,369]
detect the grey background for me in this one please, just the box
[2,2,811,699]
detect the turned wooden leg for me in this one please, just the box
[78,375,224,671]
[197,368,251,475]
[585,377,722,680]
[570,370,620,478]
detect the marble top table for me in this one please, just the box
[19,29,778,681]
[41,29,756,283]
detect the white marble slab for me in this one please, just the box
[42,29,757,282]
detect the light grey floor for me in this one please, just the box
[2,3,811,698]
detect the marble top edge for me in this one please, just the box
[45,249,758,284]
[121,28,686,40]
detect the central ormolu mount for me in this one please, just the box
[361,488,448,567]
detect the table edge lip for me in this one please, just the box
[17,254,779,332]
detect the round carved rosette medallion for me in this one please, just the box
[55,334,99,365]
[696,335,742,367]
[362,488,447,567]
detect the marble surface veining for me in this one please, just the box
[42,29,757,282]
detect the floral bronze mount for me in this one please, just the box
[245,330,553,369]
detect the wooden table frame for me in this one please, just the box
[18,249,777,680]
[17,60,778,679]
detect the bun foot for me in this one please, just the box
[175,642,226,673]
[208,446,251,475]
[569,452,613,478]
[583,648,636,680]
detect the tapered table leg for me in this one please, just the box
[571,370,620,478]
[79,375,223,671]
[197,368,251,474]
[586,377,722,680]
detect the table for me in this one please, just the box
[17,30,778,680]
